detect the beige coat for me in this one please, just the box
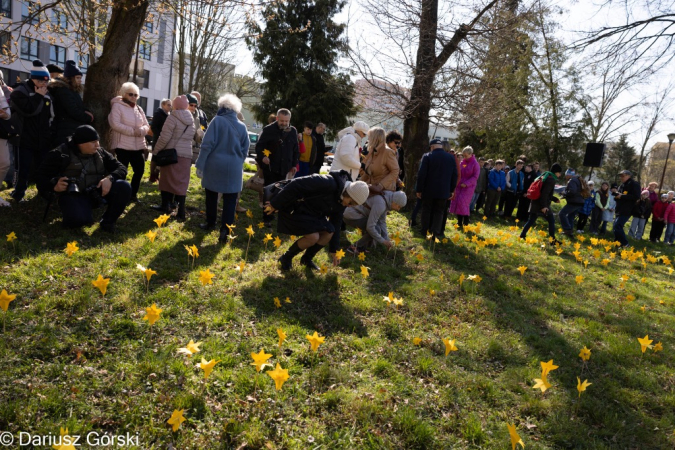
[108,97,149,151]
[360,145,400,191]
[152,110,196,159]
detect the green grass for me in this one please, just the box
[1,164,674,449]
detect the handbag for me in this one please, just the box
[154,124,189,167]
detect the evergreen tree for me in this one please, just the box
[598,134,638,184]
[246,0,356,133]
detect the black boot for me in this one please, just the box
[300,244,324,270]
[175,195,186,222]
[279,241,303,271]
[150,191,172,213]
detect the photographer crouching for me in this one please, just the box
[36,125,131,232]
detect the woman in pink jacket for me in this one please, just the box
[449,146,480,227]
[108,82,149,202]
[663,201,675,245]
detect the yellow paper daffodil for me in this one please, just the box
[517,265,527,276]
[533,375,552,392]
[320,263,328,274]
[199,269,215,285]
[0,289,16,312]
[263,149,271,158]
[250,348,273,372]
[267,362,290,390]
[335,249,345,261]
[442,338,458,356]
[360,265,370,278]
[358,252,366,261]
[540,359,559,377]
[246,209,254,218]
[507,423,525,450]
[653,341,663,352]
[177,340,202,357]
[306,331,325,352]
[196,358,220,379]
[637,335,653,353]
[154,214,170,228]
[274,297,281,308]
[145,229,157,242]
[167,409,186,432]
[277,328,287,347]
[273,236,282,248]
[6,231,17,242]
[92,274,110,296]
[64,241,79,257]
[258,221,265,229]
[246,225,255,236]
[143,303,162,326]
[579,346,591,361]
[459,273,465,287]
[413,337,422,346]
[575,275,584,284]
[577,377,592,397]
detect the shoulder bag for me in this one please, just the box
[154,124,189,167]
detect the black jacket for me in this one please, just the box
[523,170,536,194]
[616,177,641,216]
[415,148,458,199]
[48,79,93,145]
[36,141,127,198]
[311,130,326,168]
[151,108,169,145]
[10,79,54,150]
[271,171,348,217]
[530,172,558,212]
[563,176,584,205]
[632,198,652,219]
[255,121,299,175]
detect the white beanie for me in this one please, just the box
[392,191,407,207]
[353,121,369,134]
[344,181,369,205]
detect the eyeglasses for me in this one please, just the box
[126,93,138,97]
[394,141,401,145]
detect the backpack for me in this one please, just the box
[526,172,551,200]
[579,177,591,199]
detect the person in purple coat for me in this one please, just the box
[449,146,480,227]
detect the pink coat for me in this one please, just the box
[449,154,480,216]
[108,96,149,151]
[664,203,675,224]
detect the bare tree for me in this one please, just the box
[634,84,675,184]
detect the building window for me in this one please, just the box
[20,36,39,60]
[0,0,11,18]
[0,32,9,58]
[142,69,150,89]
[22,1,39,24]
[139,40,151,60]
[137,96,148,112]
[153,99,160,112]
[144,20,154,33]
[52,9,68,32]
[74,51,89,74]
[50,45,66,66]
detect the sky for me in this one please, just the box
[234,0,675,150]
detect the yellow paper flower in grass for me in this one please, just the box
[556,248,563,255]
[640,277,647,283]
[64,241,79,256]
[575,275,584,284]
[507,423,525,450]
[416,253,424,261]
[517,266,527,276]
[358,252,366,261]
[620,274,630,282]
[335,249,346,261]
[540,359,559,377]
[653,341,663,352]
[392,297,403,309]
[413,337,422,346]
[277,328,287,347]
[626,294,635,302]
[235,261,246,273]
[143,303,162,325]
[92,274,110,296]
[167,409,186,431]
[442,338,458,356]
[640,305,646,312]
[583,260,589,269]
[306,331,325,352]
[284,297,291,303]
[250,349,273,372]
[263,233,272,244]
[199,269,215,285]
[601,258,610,266]
[246,225,255,236]
[533,375,552,392]
[145,229,157,242]
[0,289,16,312]
[246,209,254,218]
[430,289,435,296]
[291,235,297,241]
[320,263,328,274]
[177,340,202,357]
[267,363,290,390]
[274,297,281,308]
[190,245,199,258]
[383,292,394,305]
[143,267,157,282]
[53,427,76,449]
[196,358,220,379]
[273,236,282,248]
[459,274,466,287]
[467,274,482,283]
[579,346,591,361]
[392,235,402,246]
[6,231,17,242]
[258,222,265,229]
[225,223,236,234]
[360,265,370,278]
[154,214,170,228]
[577,377,592,397]
[637,335,653,353]
[184,245,193,258]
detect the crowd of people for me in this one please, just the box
[1,59,674,270]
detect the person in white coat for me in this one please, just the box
[330,121,369,181]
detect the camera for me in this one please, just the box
[86,185,106,208]
[66,177,80,194]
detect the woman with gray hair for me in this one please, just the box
[448,145,480,227]
[108,82,149,202]
[195,94,250,241]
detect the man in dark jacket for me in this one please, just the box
[559,168,585,237]
[48,60,93,146]
[310,122,326,175]
[415,138,458,237]
[517,163,536,222]
[255,108,299,226]
[36,125,131,232]
[520,163,562,243]
[613,169,642,247]
[9,60,55,202]
[266,171,369,270]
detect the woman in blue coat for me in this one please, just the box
[195,94,250,241]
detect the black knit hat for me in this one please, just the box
[46,63,64,74]
[550,163,562,174]
[72,125,99,144]
[64,60,83,78]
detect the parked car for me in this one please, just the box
[324,145,334,165]
[248,132,259,156]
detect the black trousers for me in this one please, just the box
[516,197,531,222]
[420,197,446,236]
[58,180,132,228]
[205,189,238,231]
[589,206,603,233]
[115,149,145,196]
[650,220,665,241]
[504,191,520,218]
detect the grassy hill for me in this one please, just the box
[1,171,674,449]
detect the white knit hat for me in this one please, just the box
[353,121,369,134]
[344,181,369,205]
[392,191,407,207]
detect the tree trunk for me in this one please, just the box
[83,0,149,150]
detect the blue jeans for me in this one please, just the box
[469,191,480,212]
[520,209,556,239]
[559,203,583,232]
[613,215,630,246]
[629,217,647,240]
[664,223,675,244]
[58,179,132,228]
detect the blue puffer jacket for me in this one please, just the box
[581,189,596,215]
[488,169,506,191]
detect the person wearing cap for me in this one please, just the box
[49,60,94,146]
[628,190,652,240]
[189,91,209,131]
[416,138,458,236]
[150,95,196,221]
[558,168,585,237]
[359,126,400,194]
[194,94,249,239]
[46,64,64,80]
[8,60,55,202]
[330,120,369,181]
[265,170,369,270]
[576,180,596,233]
[343,190,407,253]
[108,82,149,203]
[186,93,205,164]
[255,108,300,227]
[668,191,675,203]
[614,169,642,247]
[649,193,669,242]
[590,181,613,235]
[519,163,563,243]
[36,125,131,232]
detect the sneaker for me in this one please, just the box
[576,229,584,234]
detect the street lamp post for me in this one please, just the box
[659,132,675,193]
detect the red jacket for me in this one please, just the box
[664,203,675,224]
[652,199,669,221]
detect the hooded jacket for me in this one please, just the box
[343,190,397,245]
[48,78,93,145]
[108,96,149,151]
[9,79,54,150]
[615,177,641,216]
[152,109,195,160]
[330,127,362,181]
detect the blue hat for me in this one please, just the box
[63,60,82,78]
[429,138,443,146]
[565,168,576,176]
[30,60,50,81]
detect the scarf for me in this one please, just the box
[122,98,136,108]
